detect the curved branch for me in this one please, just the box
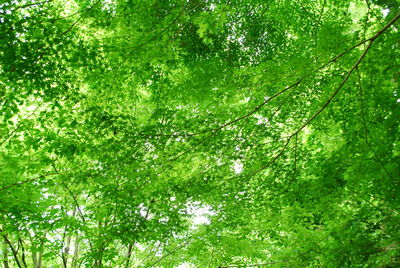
[158,79,303,138]
[138,15,399,139]
[247,13,399,177]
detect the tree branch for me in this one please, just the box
[115,0,203,71]
[247,13,399,177]
[218,260,289,267]
[138,14,400,139]
[0,104,42,147]
[12,0,53,11]
[148,240,191,268]
[0,172,59,193]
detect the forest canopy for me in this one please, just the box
[0,0,399,267]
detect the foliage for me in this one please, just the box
[0,0,399,267]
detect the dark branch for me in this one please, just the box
[12,0,52,11]
[247,13,400,177]
[0,172,59,193]
[218,260,289,267]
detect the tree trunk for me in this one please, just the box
[124,244,133,268]
[31,250,38,268]
[37,250,43,268]
[71,234,80,268]
[62,234,72,268]
[30,233,44,268]
[3,237,9,268]
[62,209,76,268]
[18,239,27,268]
[0,232,22,268]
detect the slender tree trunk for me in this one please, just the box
[0,232,22,268]
[30,235,43,268]
[61,226,67,268]
[124,244,133,268]
[62,234,72,268]
[94,219,110,267]
[61,248,67,267]
[37,232,45,268]
[62,209,76,268]
[95,244,104,268]
[31,250,38,268]
[18,239,27,268]
[71,234,80,268]
[3,237,9,268]
[37,250,43,268]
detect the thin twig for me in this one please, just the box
[157,79,302,175]
[184,79,303,137]
[218,260,289,267]
[114,0,202,71]
[0,172,59,193]
[356,67,393,180]
[248,138,291,178]
[148,239,192,268]
[34,0,102,61]
[12,0,53,11]
[293,41,374,136]
[159,130,220,175]
[0,104,42,147]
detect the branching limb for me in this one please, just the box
[247,13,399,177]
[35,0,102,61]
[291,12,400,137]
[140,15,400,139]
[182,79,303,137]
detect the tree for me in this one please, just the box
[0,0,399,267]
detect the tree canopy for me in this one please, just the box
[0,0,399,267]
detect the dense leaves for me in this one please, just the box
[0,0,399,267]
